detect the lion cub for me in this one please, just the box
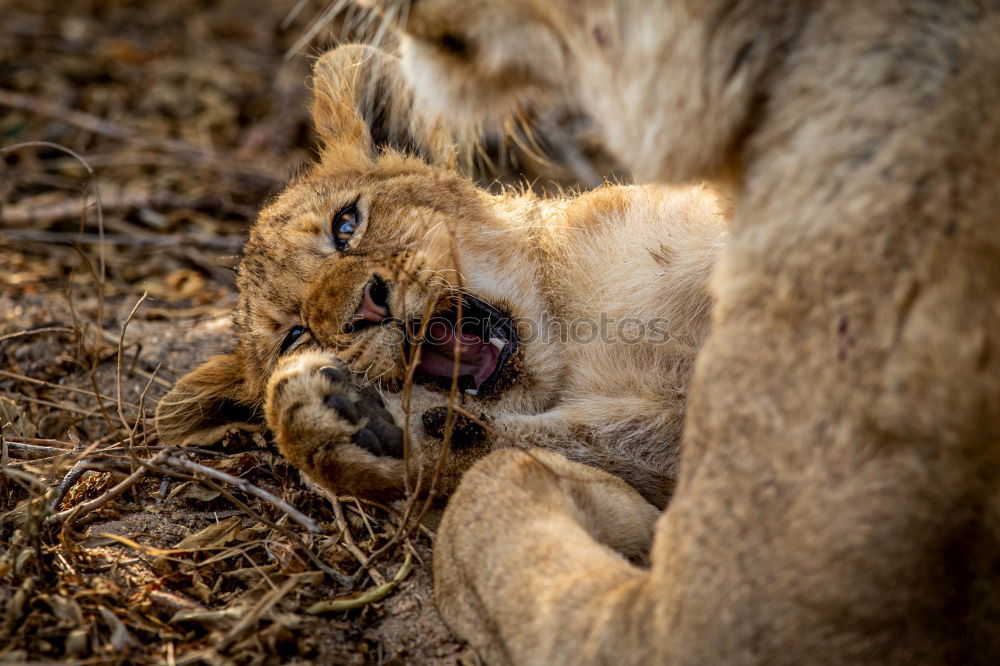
[155,45,726,507]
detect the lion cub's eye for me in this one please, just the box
[333,203,360,251]
[280,326,308,354]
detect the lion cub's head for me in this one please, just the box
[156,45,556,446]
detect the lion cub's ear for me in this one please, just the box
[155,353,259,447]
[311,44,457,168]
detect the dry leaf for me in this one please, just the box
[171,516,242,551]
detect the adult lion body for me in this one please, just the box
[359,0,1000,663]
[154,45,726,510]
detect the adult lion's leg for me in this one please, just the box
[436,213,1000,664]
[434,449,660,665]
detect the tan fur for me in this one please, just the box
[355,0,1000,663]
[154,45,726,507]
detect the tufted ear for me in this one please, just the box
[311,44,457,168]
[155,352,260,447]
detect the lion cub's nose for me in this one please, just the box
[347,276,391,332]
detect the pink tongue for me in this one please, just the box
[416,321,500,388]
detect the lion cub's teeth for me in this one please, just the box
[489,337,506,351]
[465,388,479,396]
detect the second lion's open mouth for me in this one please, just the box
[411,294,519,396]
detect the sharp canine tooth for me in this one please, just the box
[465,388,478,396]
[489,337,506,350]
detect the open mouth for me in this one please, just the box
[411,294,519,396]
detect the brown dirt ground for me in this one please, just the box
[0,1,620,663]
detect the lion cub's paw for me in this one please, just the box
[266,354,404,462]
[317,365,404,457]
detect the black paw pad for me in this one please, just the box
[325,394,359,424]
[350,388,404,458]
[351,420,404,458]
[421,407,487,448]
[351,427,394,457]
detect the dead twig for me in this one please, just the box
[0,370,141,411]
[338,495,435,539]
[49,457,133,511]
[0,228,243,252]
[116,292,148,439]
[130,362,163,457]
[188,476,352,587]
[13,145,121,435]
[161,453,322,534]
[306,551,413,614]
[3,436,75,448]
[214,576,299,652]
[92,325,174,388]
[0,326,75,344]
[0,465,51,491]
[3,442,74,460]
[0,391,102,418]
[0,189,248,226]
[330,494,385,586]
[45,449,171,527]
[353,498,377,542]
[357,212,466,572]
